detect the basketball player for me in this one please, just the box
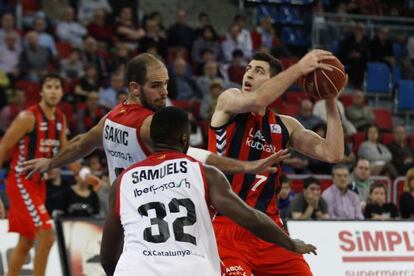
[101,106,317,276]
[0,74,67,276]
[22,54,287,185]
[209,51,344,275]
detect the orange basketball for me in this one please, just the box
[300,56,346,100]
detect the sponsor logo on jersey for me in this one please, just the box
[133,178,191,197]
[106,149,133,162]
[246,128,276,153]
[270,123,281,133]
[143,249,192,257]
[39,139,60,153]
[104,125,129,146]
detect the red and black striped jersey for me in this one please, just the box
[208,109,289,216]
[10,104,65,183]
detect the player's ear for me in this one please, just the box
[181,133,189,150]
[129,81,142,96]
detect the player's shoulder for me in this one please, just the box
[219,88,242,99]
[16,110,36,122]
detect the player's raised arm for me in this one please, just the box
[282,98,344,163]
[101,176,124,276]
[23,115,106,178]
[213,50,334,117]
[205,165,317,255]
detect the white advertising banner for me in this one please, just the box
[287,220,414,276]
[0,219,63,276]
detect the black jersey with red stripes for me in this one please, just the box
[208,109,289,216]
[9,104,65,183]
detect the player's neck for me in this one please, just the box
[153,144,185,154]
[38,101,56,119]
[126,94,141,105]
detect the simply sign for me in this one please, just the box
[287,220,414,276]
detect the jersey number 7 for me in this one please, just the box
[138,198,197,245]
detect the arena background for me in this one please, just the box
[0,0,414,275]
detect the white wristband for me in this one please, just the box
[79,167,91,181]
[186,147,211,164]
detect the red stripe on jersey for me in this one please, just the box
[106,103,153,156]
[208,109,284,216]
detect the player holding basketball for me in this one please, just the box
[0,74,67,276]
[209,50,344,275]
[101,106,317,276]
[23,54,286,185]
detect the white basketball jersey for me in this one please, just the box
[114,152,220,276]
[102,103,154,184]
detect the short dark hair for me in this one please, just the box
[127,53,164,85]
[280,174,289,185]
[332,163,349,175]
[150,107,190,146]
[251,52,283,77]
[40,73,64,90]
[369,182,386,194]
[303,177,320,189]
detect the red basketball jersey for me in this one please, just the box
[208,109,288,216]
[9,104,65,183]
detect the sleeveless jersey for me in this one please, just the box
[9,104,65,183]
[208,109,288,216]
[103,102,153,184]
[114,151,220,276]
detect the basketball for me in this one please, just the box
[300,56,347,100]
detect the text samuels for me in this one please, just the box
[132,161,188,184]
[104,125,129,145]
[246,128,276,153]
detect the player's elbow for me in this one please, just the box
[325,151,344,163]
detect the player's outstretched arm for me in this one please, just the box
[23,116,106,178]
[188,147,290,174]
[101,177,124,276]
[206,165,317,255]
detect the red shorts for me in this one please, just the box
[6,173,52,240]
[213,216,312,276]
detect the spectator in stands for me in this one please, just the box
[369,26,395,67]
[28,17,57,58]
[278,175,295,219]
[358,125,398,177]
[81,35,109,81]
[200,79,223,120]
[313,98,356,135]
[322,164,364,219]
[222,22,251,63]
[342,128,356,169]
[75,91,107,134]
[188,113,203,147]
[233,14,252,59]
[147,11,167,39]
[251,15,283,55]
[345,90,375,131]
[19,31,53,81]
[289,177,329,220]
[167,9,195,51]
[74,63,101,103]
[400,168,414,219]
[195,12,211,38]
[109,42,130,74]
[227,49,246,85]
[0,32,21,79]
[0,13,22,53]
[139,17,168,60]
[52,171,100,217]
[41,0,71,25]
[99,72,126,109]
[339,22,369,89]
[296,99,324,130]
[0,89,25,134]
[364,182,399,220]
[168,58,203,100]
[86,8,114,47]
[197,61,230,97]
[114,6,145,51]
[192,25,222,66]
[348,158,374,208]
[77,0,112,25]
[56,7,87,48]
[60,48,84,81]
[387,125,414,175]
[45,169,69,214]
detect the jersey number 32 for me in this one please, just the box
[138,198,197,245]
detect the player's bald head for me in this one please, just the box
[127,53,166,85]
